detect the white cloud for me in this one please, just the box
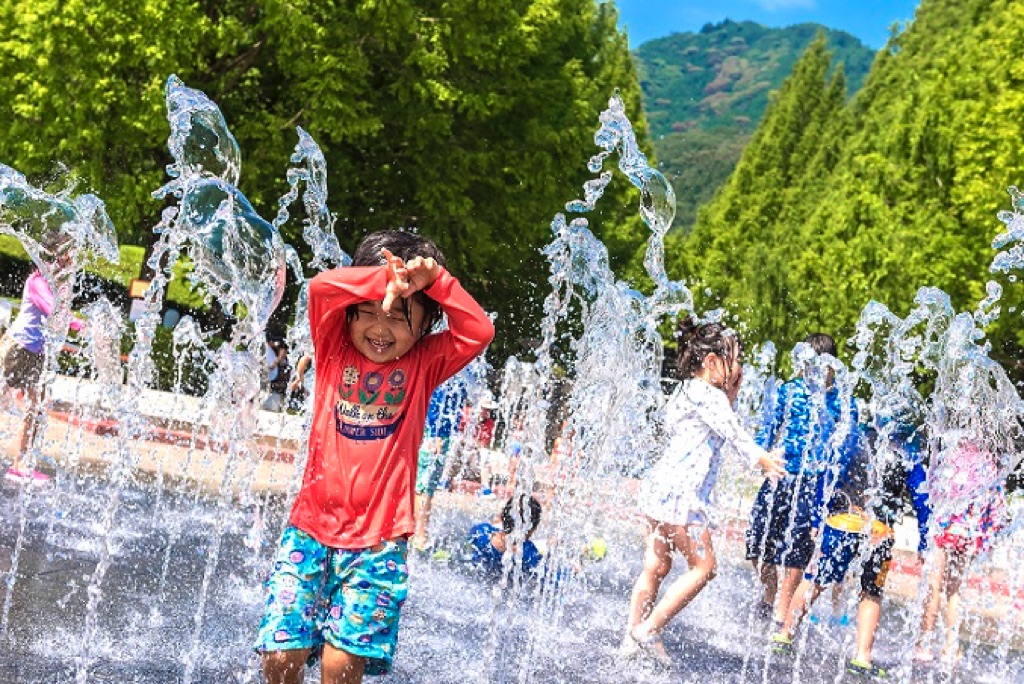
[750,0,817,10]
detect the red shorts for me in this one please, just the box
[934,531,975,554]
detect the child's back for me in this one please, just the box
[467,522,543,575]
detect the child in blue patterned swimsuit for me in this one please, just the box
[745,333,855,624]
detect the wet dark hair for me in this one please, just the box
[675,315,742,380]
[500,494,542,537]
[804,332,837,358]
[347,229,447,336]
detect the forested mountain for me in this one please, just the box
[666,0,1024,368]
[0,0,649,358]
[633,20,875,230]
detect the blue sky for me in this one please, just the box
[613,0,921,49]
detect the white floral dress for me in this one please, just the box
[638,378,768,527]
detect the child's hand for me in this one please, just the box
[725,365,743,404]
[758,448,785,480]
[380,248,441,312]
[403,255,441,294]
[381,248,411,312]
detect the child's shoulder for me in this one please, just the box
[469,521,497,537]
[780,376,810,394]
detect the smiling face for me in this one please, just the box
[348,299,426,362]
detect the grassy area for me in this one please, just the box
[0,235,208,310]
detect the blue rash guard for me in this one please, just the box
[746,377,863,567]
[467,523,543,576]
[756,378,857,477]
[425,382,467,439]
[822,422,932,553]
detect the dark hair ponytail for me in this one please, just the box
[675,315,742,380]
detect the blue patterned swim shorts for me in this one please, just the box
[415,437,450,496]
[254,526,409,676]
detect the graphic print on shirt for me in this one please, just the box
[335,366,408,440]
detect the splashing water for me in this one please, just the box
[0,165,121,646]
[845,276,1024,677]
[153,75,286,340]
[274,127,348,271]
[0,164,119,282]
[991,185,1024,278]
[735,341,777,434]
[159,75,241,190]
[481,91,697,683]
[3,77,1024,684]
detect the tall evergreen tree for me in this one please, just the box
[667,0,1024,368]
[667,34,847,342]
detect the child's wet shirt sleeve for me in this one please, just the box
[690,382,768,468]
[308,267,388,355]
[419,268,495,385]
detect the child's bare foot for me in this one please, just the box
[626,625,673,666]
[618,631,641,659]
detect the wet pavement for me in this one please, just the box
[0,475,1021,683]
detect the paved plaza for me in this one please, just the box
[0,379,1021,682]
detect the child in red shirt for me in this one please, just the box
[256,230,494,683]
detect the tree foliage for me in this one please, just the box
[0,0,649,358]
[668,1,1024,371]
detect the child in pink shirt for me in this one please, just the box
[1,268,84,484]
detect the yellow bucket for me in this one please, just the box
[825,512,892,540]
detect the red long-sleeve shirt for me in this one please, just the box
[289,266,494,548]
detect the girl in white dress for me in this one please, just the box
[622,316,784,663]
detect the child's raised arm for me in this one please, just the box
[307,267,388,352]
[691,386,784,478]
[419,269,495,385]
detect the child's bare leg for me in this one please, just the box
[626,520,675,631]
[321,645,366,684]
[413,493,432,544]
[941,550,968,658]
[774,567,803,623]
[780,579,823,638]
[854,594,882,665]
[918,548,947,642]
[261,648,311,684]
[830,584,844,616]
[13,388,40,471]
[635,525,717,636]
[756,561,778,609]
